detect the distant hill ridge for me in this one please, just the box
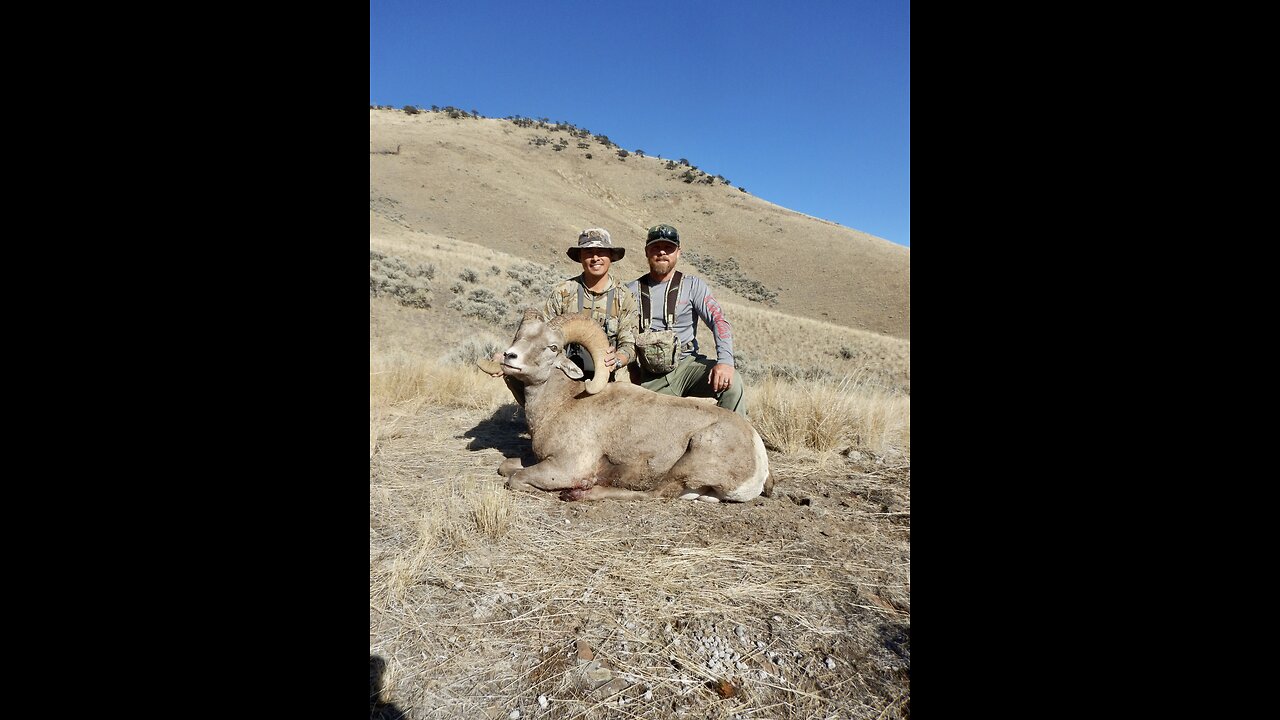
[369,107,909,340]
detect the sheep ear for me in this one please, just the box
[555,357,584,380]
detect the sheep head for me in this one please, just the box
[500,310,609,394]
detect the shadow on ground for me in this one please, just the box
[370,655,408,720]
[462,403,531,459]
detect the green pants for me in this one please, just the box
[637,355,747,417]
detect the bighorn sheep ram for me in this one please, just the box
[477,310,772,502]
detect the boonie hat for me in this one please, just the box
[645,224,680,248]
[567,228,624,261]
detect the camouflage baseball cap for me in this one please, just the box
[567,227,625,261]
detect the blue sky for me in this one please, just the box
[370,0,910,248]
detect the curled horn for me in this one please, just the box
[551,311,609,394]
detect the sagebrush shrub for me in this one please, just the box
[370,249,435,308]
[683,251,778,305]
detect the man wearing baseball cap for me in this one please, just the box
[626,224,747,416]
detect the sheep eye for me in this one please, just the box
[548,344,559,353]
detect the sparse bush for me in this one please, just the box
[577,141,590,149]
[451,288,510,325]
[370,249,435,308]
[683,251,779,305]
[450,283,463,294]
[665,160,678,170]
[489,265,501,275]
[616,149,629,159]
[443,333,508,367]
[739,187,747,192]
[460,268,479,283]
[585,153,592,159]
[635,149,645,157]
[506,261,559,289]
[403,105,420,115]
[678,158,689,165]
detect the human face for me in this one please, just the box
[645,241,680,279]
[580,247,612,281]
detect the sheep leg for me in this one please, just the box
[562,483,680,502]
[506,458,595,495]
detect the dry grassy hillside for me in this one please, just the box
[370,107,909,340]
[370,106,910,719]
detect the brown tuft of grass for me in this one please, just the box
[371,350,511,412]
[751,374,910,456]
[471,483,512,538]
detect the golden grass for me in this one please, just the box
[369,234,910,397]
[751,374,910,456]
[371,349,512,411]
[370,235,910,719]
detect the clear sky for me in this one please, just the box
[370,0,910,248]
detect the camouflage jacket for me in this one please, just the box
[542,273,638,364]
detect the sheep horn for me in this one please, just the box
[552,311,609,395]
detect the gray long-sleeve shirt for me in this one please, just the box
[627,273,736,366]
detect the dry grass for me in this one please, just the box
[370,356,910,718]
[371,218,910,719]
[751,374,910,456]
[370,232,910,397]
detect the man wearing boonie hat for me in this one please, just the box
[625,223,747,416]
[538,227,639,383]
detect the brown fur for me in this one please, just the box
[495,312,769,502]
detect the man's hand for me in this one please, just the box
[602,346,628,371]
[709,363,735,393]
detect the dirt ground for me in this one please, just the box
[370,402,910,719]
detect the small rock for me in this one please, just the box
[644,689,653,701]
[824,656,837,669]
[772,615,782,622]
[537,695,548,710]
[585,665,612,686]
[509,711,521,720]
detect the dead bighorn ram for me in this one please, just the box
[477,310,772,502]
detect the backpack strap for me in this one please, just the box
[578,281,617,340]
[638,272,682,332]
[664,271,682,327]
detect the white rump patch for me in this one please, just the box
[719,429,770,502]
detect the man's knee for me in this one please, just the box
[718,382,746,416]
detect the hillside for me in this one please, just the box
[369,106,911,719]
[370,108,909,340]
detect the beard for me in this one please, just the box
[647,255,677,275]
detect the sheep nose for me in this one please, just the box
[504,350,518,361]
